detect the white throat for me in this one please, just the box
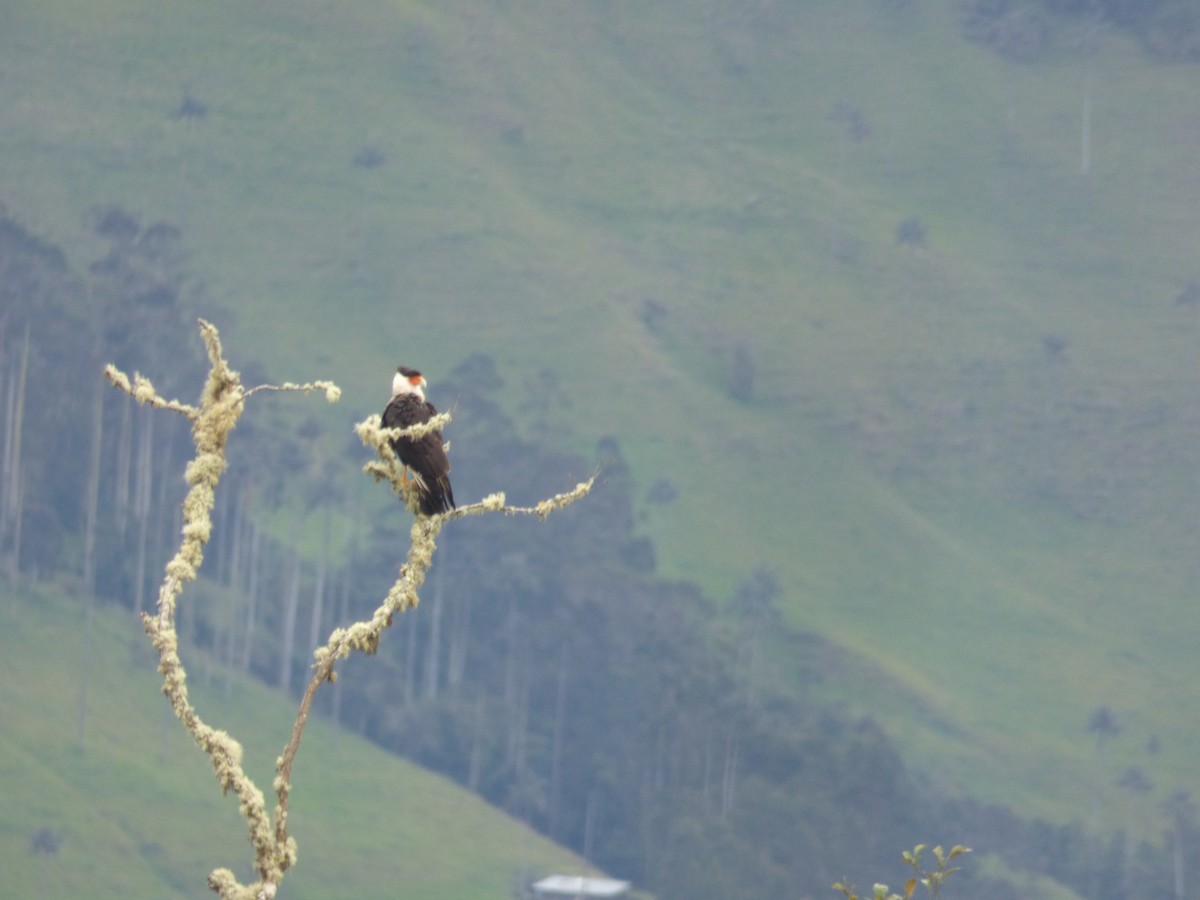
[392,372,426,400]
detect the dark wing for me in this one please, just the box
[381,395,455,515]
[381,393,429,443]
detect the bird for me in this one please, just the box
[381,366,456,516]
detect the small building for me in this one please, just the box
[531,875,631,899]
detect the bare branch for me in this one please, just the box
[104,364,197,418]
[245,380,342,403]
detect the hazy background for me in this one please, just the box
[2,1,1199,897]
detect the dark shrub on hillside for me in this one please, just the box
[1143,2,1200,61]
[961,0,1051,60]
[895,216,927,247]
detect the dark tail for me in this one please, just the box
[418,476,456,516]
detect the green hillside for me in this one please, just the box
[0,583,595,898]
[3,0,1199,866]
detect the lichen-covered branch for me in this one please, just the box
[273,417,596,857]
[354,414,453,512]
[107,319,338,900]
[107,319,595,900]
[246,380,341,403]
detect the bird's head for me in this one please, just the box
[392,366,427,399]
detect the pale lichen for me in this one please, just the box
[103,364,131,393]
[107,319,342,899]
[245,379,342,405]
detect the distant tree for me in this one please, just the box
[1143,2,1200,61]
[2,322,31,584]
[29,826,63,900]
[729,342,756,402]
[519,367,573,439]
[86,204,203,392]
[78,206,203,616]
[1116,766,1153,793]
[731,566,783,705]
[1174,280,1200,307]
[832,101,873,143]
[501,121,525,145]
[619,536,656,572]
[90,205,139,244]
[0,212,89,586]
[829,101,871,263]
[645,477,678,505]
[1162,790,1195,900]
[1077,14,1106,177]
[895,216,927,247]
[77,363,105,750]
[351,146,386,169]
[961,1,1051,60]
[981,0,1198,62]
[29,826,63,857]
[1042,332,1070,362]
[1086,704,1122,745]
[1100,0,1166,29]
[1084,704,1122,898]
[277,546,302,694]
[172,93,208,120]
[640,297,668,333]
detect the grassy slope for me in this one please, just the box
[0,583,592,898]
[2,0,1198,837]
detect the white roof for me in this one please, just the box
[532,875,630,897]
